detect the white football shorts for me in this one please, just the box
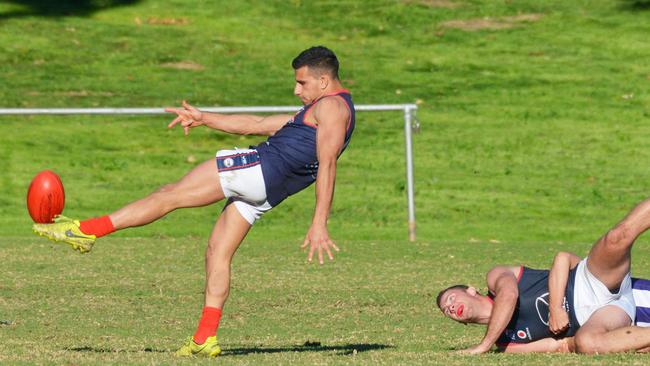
[573,258,635,325]
[216,148,272,224]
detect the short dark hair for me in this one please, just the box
[436,284,469,309]
[292,46,339,79]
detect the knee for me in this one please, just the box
[152,183,181,208]
[603,224,632,250]
[574,332,603,354]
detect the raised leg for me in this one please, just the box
[109,159,224,230]
[587,197,650,290]
[204,203,252,308]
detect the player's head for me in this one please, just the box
[292,46,340,104]
[436,284,486,324]
[292,46,339,79]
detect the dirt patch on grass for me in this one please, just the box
[160,61,204,71]
[134,16,189,26]
[402,0,461,8]
[440,13,542,31]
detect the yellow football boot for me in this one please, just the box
[32,215,96,253]
[175,336,222,358]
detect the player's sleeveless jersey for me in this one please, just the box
[494,266,579,345]
[255,90,355,207]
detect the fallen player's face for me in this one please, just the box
[294,66,323,105]
[439,288,475,323]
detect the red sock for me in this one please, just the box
[193,307,222,344]
[79,216,115,238]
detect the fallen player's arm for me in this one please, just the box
[166,100,292,136]
[462,266,519,354]
[499,337,575,353]
[548,251,581,334]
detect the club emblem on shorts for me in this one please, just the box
[517,330,527,339]
[224,158,234,168]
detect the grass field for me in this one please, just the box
[2,0,650,364]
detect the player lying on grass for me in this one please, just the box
[544,251,650,351]
[32,46,355,358]
[437,197,650,354]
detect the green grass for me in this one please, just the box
[2,0,650,364]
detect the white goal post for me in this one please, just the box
[0,104,419,241]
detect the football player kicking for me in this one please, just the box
[33,46,355,358]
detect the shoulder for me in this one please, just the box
[313,95,350,121]
[486,266,521,289]
[487,265,521,279]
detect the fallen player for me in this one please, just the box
[437,197,650,354]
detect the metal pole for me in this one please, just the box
[0,104,417,115]
[404,106,416,242]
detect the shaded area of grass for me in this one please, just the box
[0,0,140,19]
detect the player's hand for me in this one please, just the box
[456,343,491,355]
[165,100,204,135]
[301,224,339,265]
[549,306,570,334]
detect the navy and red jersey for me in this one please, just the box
[255,90,355,207]
[493,266,579,346]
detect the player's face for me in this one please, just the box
[294,66,324,105]
[439,289,478,324]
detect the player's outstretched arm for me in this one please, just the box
[500,337,575,353]
[548,251,581,334]
[301,96,349,264]
[166,100,291,136]
[459,266,519,354]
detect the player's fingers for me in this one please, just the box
[328,239,339,252]
[324,244,334,261]
[301,238,309,249]
[164,107,181,115]
[318,245,324,265]
[167,116,182,128]
[307,245,315,262]
[183,126,190,135]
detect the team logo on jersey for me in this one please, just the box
[536,292,550,326]
[536,292,569,326]
[224,158,234,168]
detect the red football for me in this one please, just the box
[27,170,65,223]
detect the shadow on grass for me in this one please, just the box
[0,0,141,20]
[222,341,393,357]
[619,0,650,10]
[65,341,393,356]
[65,346,166,353]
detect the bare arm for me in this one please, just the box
[200,113,291,136]
[548,251,581,334]
[461,266,519,354]
[166,100,291,136]
[300,96,349,264]
[500,337,575,353]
